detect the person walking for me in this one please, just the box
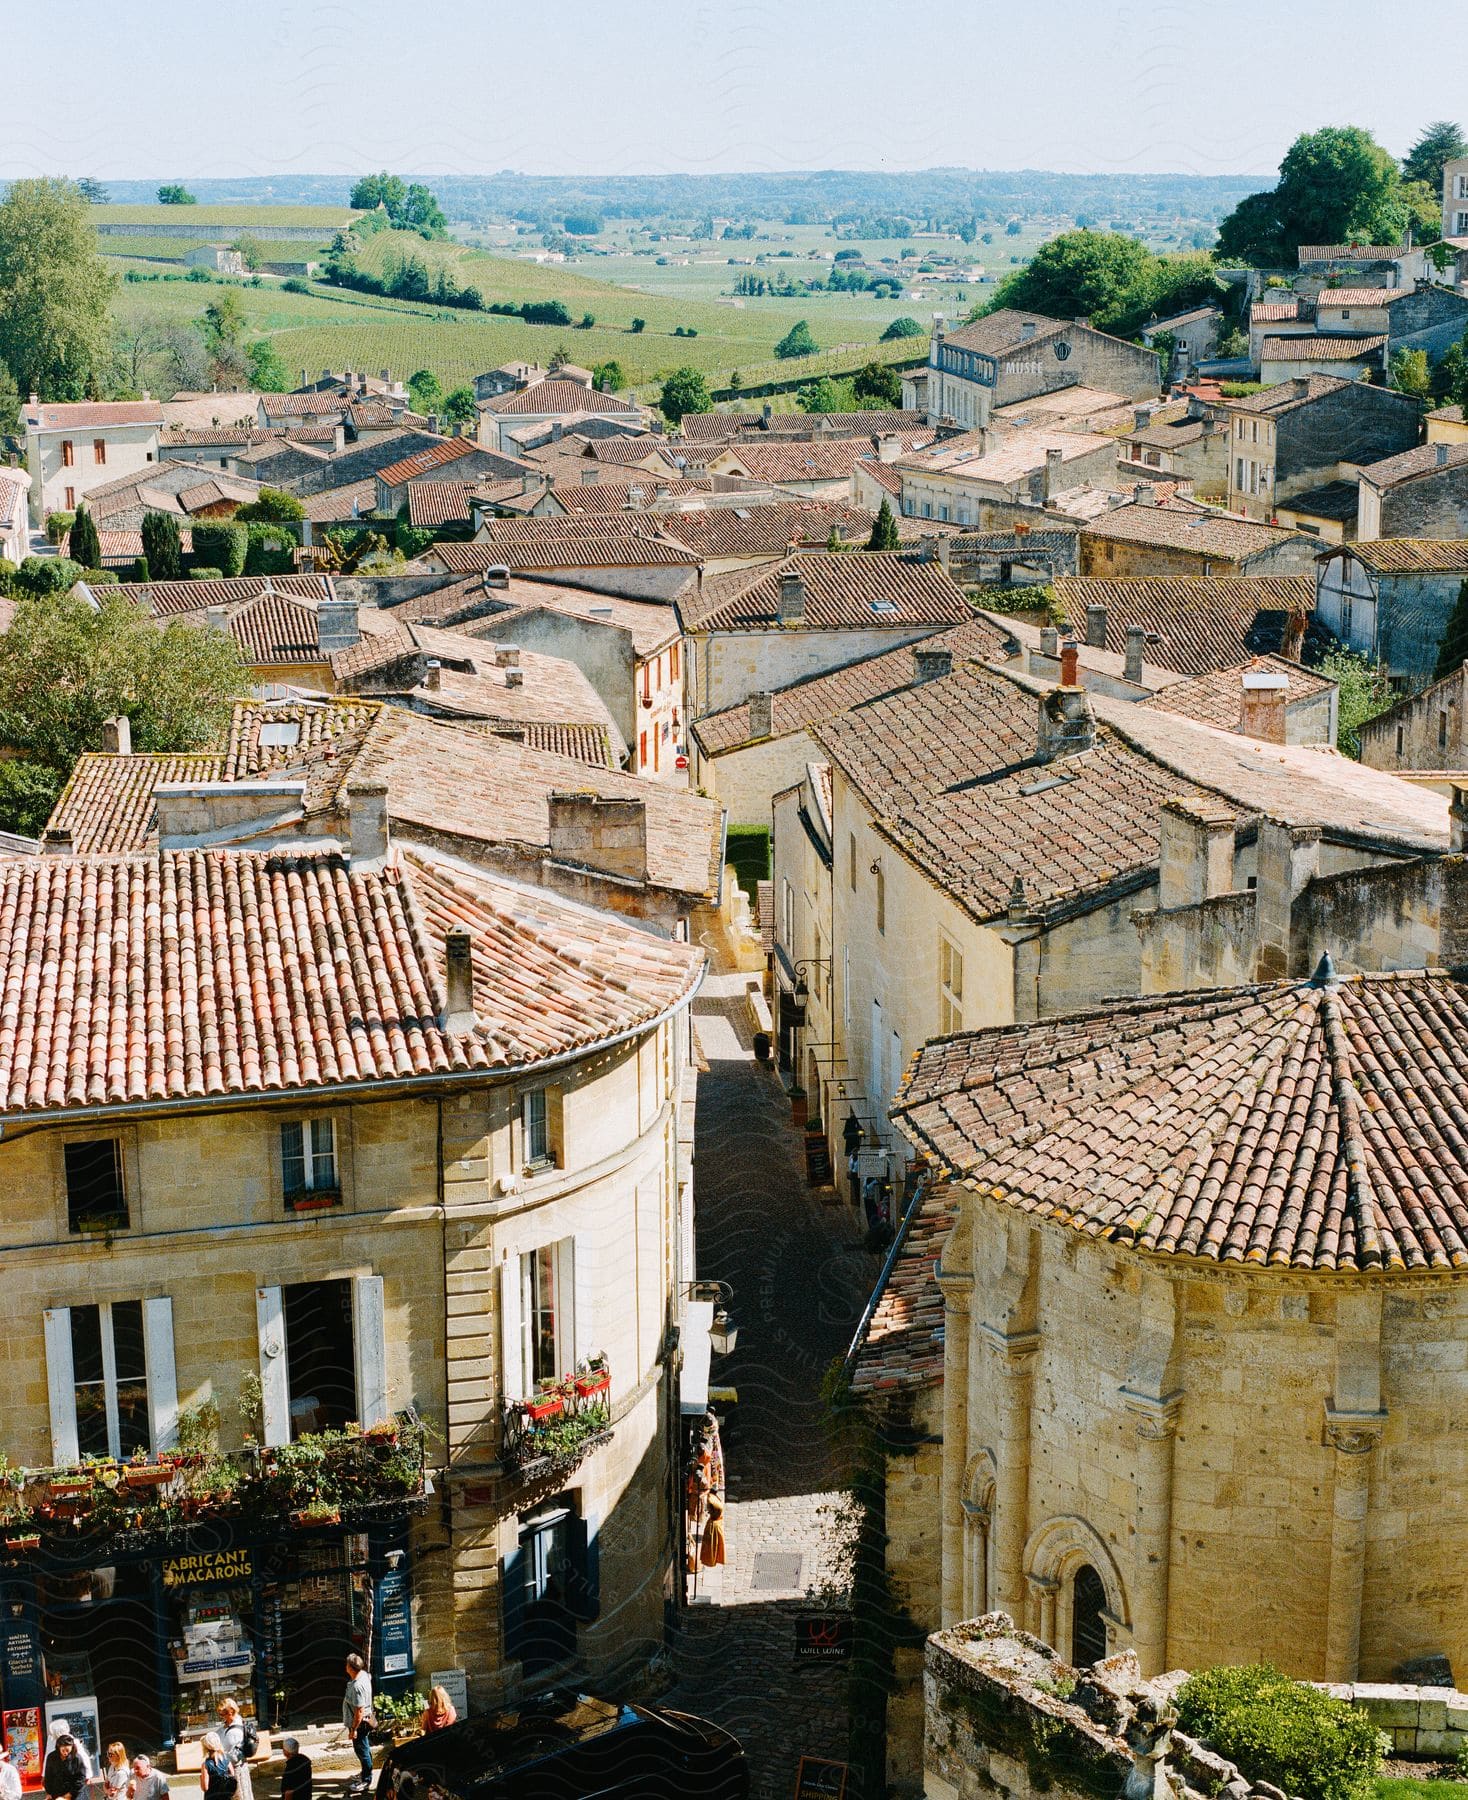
[277,1740,311,1800]
[419,1687,457,1734]
[101,1745,129,1800]
[217,1703,253,1800]
[44,1738,88,1800]
[342,1653,374,1794]
[197,1736,234,1800]
[128,1757,167,1800]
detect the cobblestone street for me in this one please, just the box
[666,945,875,1798]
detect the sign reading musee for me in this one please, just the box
[162,1549,253,1588]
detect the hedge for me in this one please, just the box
[1175,1664,1380,1800]
[189,523,247,577]
[189,568,224,580]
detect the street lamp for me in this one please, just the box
[684,1279,738,1356]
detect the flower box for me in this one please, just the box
[5,1536,39,1554]
[123,1466,173,1490]
[286,1189,341,1213]
[48,1479,90,1499]
[523,1394,564,1422]
[573,1370,610,1398]
[291,1507,340,1528]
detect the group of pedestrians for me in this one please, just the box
[38,1733,168,1800]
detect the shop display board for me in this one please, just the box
[43,1698,100,1776]
[792,1757,848,1799]
[3,1708,42,1791]
[429,1670,468,1719]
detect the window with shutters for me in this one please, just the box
[65,1139,128,1233]
[848,832,858,891]
[93,439,106,465]
[64,485,75,510]
[70,1301,150,1460]
[283,1279,356,1436]
[281,1118,338,1209]
[520,1241,574,1391]
[61,440,75,467]
[522,1088,561,1170]
[939,937,964,1034]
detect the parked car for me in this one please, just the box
[376,1692,748,1800]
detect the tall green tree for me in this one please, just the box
[1435,581,1468,681]
[141,511,184,582]
[350,172,408,216]
[408,368,443,413]
[1402,121,1468,191]
[156,184,197,205]
[866,496,900,551]
[442,387,477,426]
[68,502,101,570]
[853,362,903,406]
[1217,127,1410,266]
[1388,347,1431,398]
[0,178,117,399]
[880,316,923,341]
[245,339,290,392]
[976,230,1218,336]
[77,179,109,205]
[774,319,819,359]
[659,368,713,423]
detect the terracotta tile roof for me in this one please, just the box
[0,842,701,1118]
[1249,302,1302,322]
[892,968,1468,1273]
[1315,289,1408,308]
[682,551,971,633]
[221,591,326,664]
[1137,654,1334,730]
[1224,374,1364,415]
[1124,400,1205,449]
[327,618,418,684]
[1259,334,1386,362]
[510,722,617,766]
[1052,575,1315,676]
[863,461,903,496]
[1080,500,1314,564]
[991,386,1132,429]
[47,753,226,853]
[157,392,260,431]
[111,573,332,619]
[1329,538,1468,574]
[904,428,1114,485]
[429,528,698,574]
[259,391,350,417]
[463,579,681,659]
[848,1184,959,1394]
[655,502,882,560]
[23,400,163,430]
[349,401,430,431]
[934,308,1069,356]
[376,439,480,487]
[678,408,925,445]
[581,435,680,467]
[715,435,930,485]
[161,426,284,449]
[693,616,1010,757]
[302,479,379,523]
[1298,243,1410,263]
[227,437,332,469]
[1358,442,1468,488]
[224,698,379,778]
[1428,404,1466,424]
[553,479,712,516]
[406,480,478,527]
[481,380,643,418]
[72,527,195,564]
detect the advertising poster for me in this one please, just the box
[3,1709,42,1791]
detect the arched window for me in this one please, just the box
[1071,1563,1108,1666]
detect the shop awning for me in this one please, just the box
[680,1299,715,1416]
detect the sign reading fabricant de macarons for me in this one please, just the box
[162,1548,253,1588]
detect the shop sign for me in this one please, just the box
[376,1568,413,1678]
[430,1669,468,1719]
[792,1756,848,1798]
[794,1615,852,1662]
[162,1549,253,1588]
[0,1611,41,1702]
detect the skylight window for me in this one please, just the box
[259,721,302,748]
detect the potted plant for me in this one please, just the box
[789,1085,808,1127]
[48,1475,91,1500]
[292,1498,341,1528]
[573,1354,610,1398]
[524,1386,564,1423]
[123,1462,173,1490]
[5,1534,39,1554]
[363,1418,400,1447]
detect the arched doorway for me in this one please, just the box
[1071,1564,1108,1666]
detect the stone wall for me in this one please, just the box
[1378,468,1468,550]
[1360,664,1468,771]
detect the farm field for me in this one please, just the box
[92,203,360,231]
[103,235,334,261]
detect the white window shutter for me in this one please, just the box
[256,1286,290,1447]
[559,1237,586,1368]
[43,1309,78,1466]
[499,1258,524,1402]
[352,1275,388,1428]
[143,1296,179,1453]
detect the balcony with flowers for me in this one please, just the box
[501,1354,612,1483]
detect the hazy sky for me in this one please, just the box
[4,0,1442,182]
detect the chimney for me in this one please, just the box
[1020,320,1036,340]
[493,643,521,668]
[427,414,440,436]
[628,484,645,506]
[1124,625,1145,684]
[1036,684,1096,763]
[876,433,902,464]
[761,403,773,428]
[423,659,442,691]
[346,778,389,861]
[520,471,536,496]
[1134,483,1156,507]
[380,368,390,383]
[1084,603,1108,649]
[1253,818,1322,980]
[550,421,563,442]
[443,926,476,1033]
[205,604,230,634]
[504,667,524,689]
[333,423,346,453]
[301,368,308,386]
[316,598,361,653]
[749,691,774,739]
[1452,785,1468,853]
[1438,443,1450,467]
[1059,640,1080,685]
[547,791,648,883]
[778,570,806,625]
[936,535,951,575]
[1240,667,1290,743]
[1133,405,1151,430]
[913,645,953,683]
[1039,624,1059,658]
[41,826,73,856]
[1158,796,1237,908]
[102,716,132,756]
[1043,446,1063,501]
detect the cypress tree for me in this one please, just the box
[68,502,101,571]
[140,510,183,581]
[866,495,900,551]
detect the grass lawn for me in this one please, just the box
[1376,1778,1468,1800]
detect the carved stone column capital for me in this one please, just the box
[1324,1406,1385,1456]
[981,1326,1041,1375]
[1121,1387,1184,1441]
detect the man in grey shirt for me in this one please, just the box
[130,1756,168,1800]
[343,1653,374,1793]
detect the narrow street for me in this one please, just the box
[666,945,874,1799]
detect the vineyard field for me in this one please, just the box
[92,203,360,230]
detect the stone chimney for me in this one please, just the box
[1042,446,1063,501]
[1134,405,1152,430]
[1158,796,1237,909]
[205,604,231,634]
[778,569,806,625]
[1039,624,1059,658]
[493,643,521,669]
[1124,625,1145,684]
[628,484,645,507]
[316,598,360,653]
[427,414,440,436]
[443,927,476,1033]
[548,791,648,883]
[1240,667,1290,743]
[1452,785,1468,853]
[504,666,524,689]
[1085,603,1108,649]
[913,645,953,683]
[1134,483,1156,507]
[102,716,132,756]
[1254,818,1321,980]
[876,433,902,464]
[1060,640,1079,685]
[1437,442,1450,467]
[748,691,774,739]
[423,659,442,691]
[346,778,388,862]
[936,536,952,575]
[483,563,511,589]
[551,421,563,442]
[1037,684,1096,763]
[761,403,773,428]
[333,423,346,453]
[41,826,73,856]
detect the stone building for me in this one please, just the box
[1220,376,1420,523]
[1119,397,1229,503]
[0,816,703,1739]
[1315,538,1468,683]
[1079,498,1319,578]
[1361,661,1468,772]
[1050,574,1318,676]
[859,963,1468,1789]
[1357,442,1468,541]
[914,311,1160,431]
[21,398,163,523]
[893,429,1121,531]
